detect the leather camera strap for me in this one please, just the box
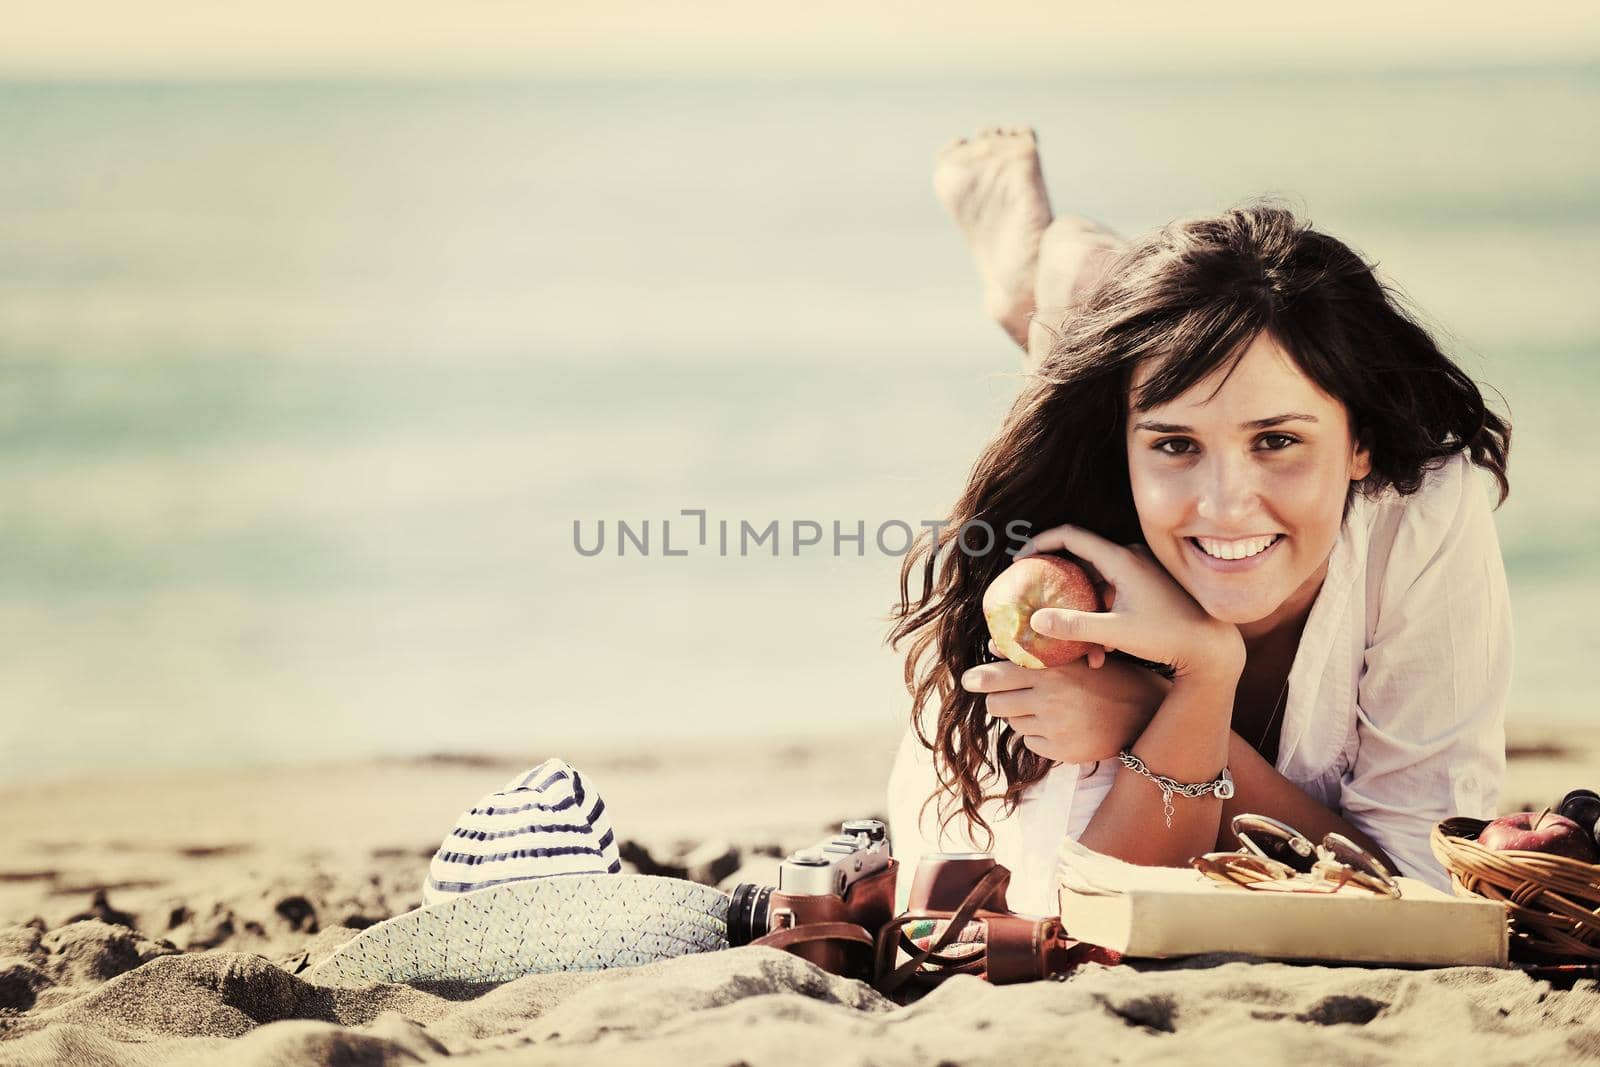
[874,865,1011,997]
[750,921,876,953]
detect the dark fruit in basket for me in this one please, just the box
[1477,810,1600,862]
[1557,789,1600,836]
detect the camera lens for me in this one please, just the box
[725,883,773,947]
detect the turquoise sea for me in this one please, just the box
[1,67,1596,782]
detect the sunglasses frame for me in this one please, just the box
[1191,813,1402,899]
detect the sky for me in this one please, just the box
[4,0,1599,78]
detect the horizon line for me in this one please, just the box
[0,53,1596,84]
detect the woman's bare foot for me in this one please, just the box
[934,126,1053,348]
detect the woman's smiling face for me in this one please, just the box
[1125,330,1371,638]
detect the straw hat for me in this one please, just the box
[306,758,729,987]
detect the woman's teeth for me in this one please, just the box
[1192,534,1281,560]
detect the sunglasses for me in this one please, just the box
[1190,813,1401,899]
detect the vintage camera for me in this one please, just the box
[726,819,897,975]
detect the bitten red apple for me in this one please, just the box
[982,555,1104,669]
[1476,810,1600,862]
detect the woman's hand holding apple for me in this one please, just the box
[961,640,1173,764]
[1019,524,1246,686]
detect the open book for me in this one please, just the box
[1057,839,1509,968]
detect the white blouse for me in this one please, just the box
[887,450,1512,913]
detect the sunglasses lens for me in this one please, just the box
[1193,856,1239,885]
[1321,834,1399,893]
[1235,819,1316,874]
[1194,852,1297,888]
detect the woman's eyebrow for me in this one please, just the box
[1131,412,1320,433]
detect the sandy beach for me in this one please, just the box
[1,723,1598,1066]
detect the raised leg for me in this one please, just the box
[933,126,1053,348]
[933,126,1126,370]
[1026,216,1125,368]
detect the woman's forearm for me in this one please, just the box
[1075,669,1238,866]
[1217,732,1397,872]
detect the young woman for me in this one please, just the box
[886,128,1513,915]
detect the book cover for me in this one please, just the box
[1057,839,1510,968]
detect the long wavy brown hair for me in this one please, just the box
[885,200,1512,850]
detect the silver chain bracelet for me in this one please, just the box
[1116,750,1235,828]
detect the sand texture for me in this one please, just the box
[3,727,1599,1066]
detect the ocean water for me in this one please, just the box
[1,68,1596,783]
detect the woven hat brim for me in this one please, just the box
[305,873,730,988]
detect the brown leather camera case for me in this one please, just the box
[754,860,898,977]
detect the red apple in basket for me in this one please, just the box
[1476,810,1600,862]
[982,555,1104,669]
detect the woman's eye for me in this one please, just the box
[1151,434,1297,456]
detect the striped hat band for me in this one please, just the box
[423,758,623,905]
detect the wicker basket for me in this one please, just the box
[1431,816,1600,962]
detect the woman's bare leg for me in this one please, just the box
[933,126,1125,368]
[1027,216,1124,367]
